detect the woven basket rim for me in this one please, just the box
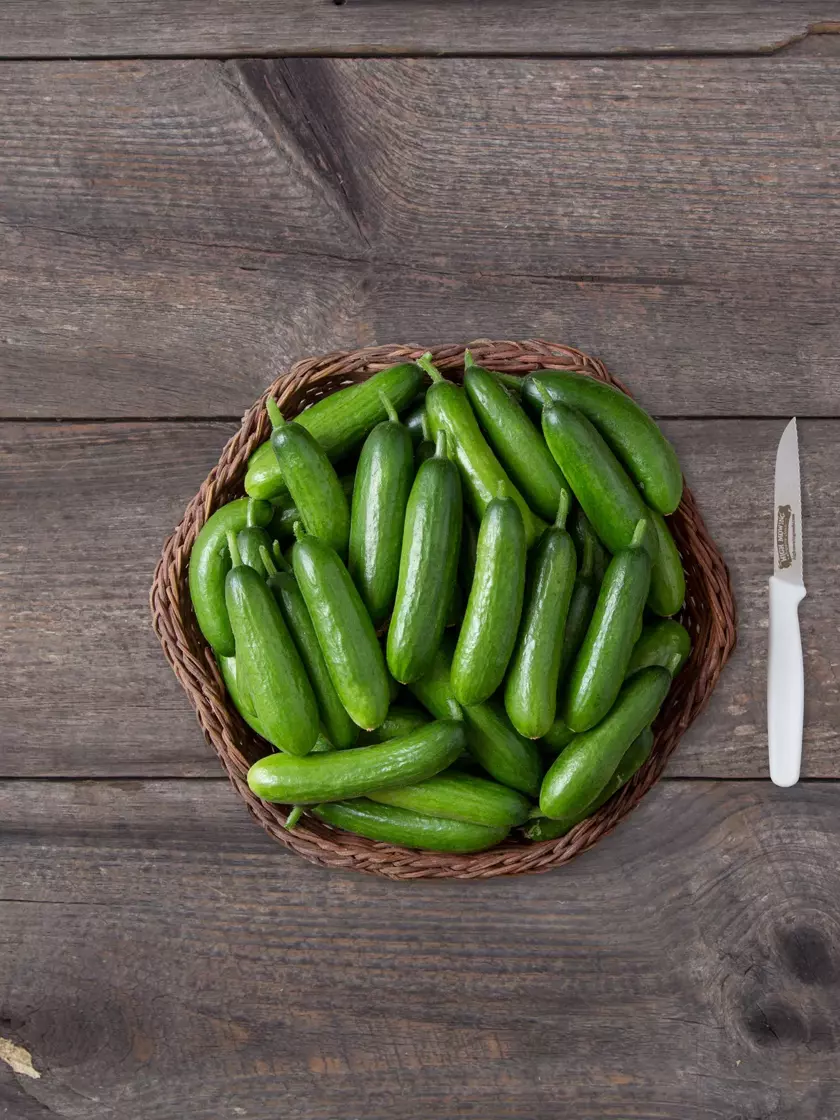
[150,339,737,879]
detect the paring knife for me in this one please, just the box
[768,417,806,787]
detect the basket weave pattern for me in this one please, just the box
[150,340,736,879]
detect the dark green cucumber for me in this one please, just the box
[463,352,570,521]
[404,402,428,446]
[224,533,319,755]
[407,637,464,721]
[647,510,686,617]
[313,799,509,853]
[524,370,683,515]
[418,353,545,547]
[259,547,359,750]
[564,519,653,733]
[557,529,599,683]
[247,720,464,803]
[216,653,269,740]
[387,430,463,683]
[627,619,691,678]
[540,668,669,819]
[369,769,532,828]
[462,700,543,797]
[358,705,430,745]
[246,363,425,499]
[236,515,275,578]
[347,393,415,626]
[505,493,577,738]
[269,475,354,542]
[415,438,436,468]
[292,530,390,731]
[526,726,653,840]
[189,497,273,656]
[458,513,479,596]
[451,489,526,706]
[266,399,350,557]
[539,716,575,755]
[446,581,465,628]
[569,506,610,587]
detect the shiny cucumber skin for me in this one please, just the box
[246,363,425,500]
[313,798,509,853]
[348,414,414,626]
[464,358,570,521]
[462,700,543,797]
[217,653,269,740]
[407,638,464,721]
[524,370,683,515]
[247,720,465,803]
[292,534,390,731]
[404,402,428,446]
[540,668,670,819]
[647,510,686,617]
[269,475,354,542]
[564,524,652,733]
[358,705,430,745]
[189,497,272,656]
[505,510,577,738]
[369,769,532,828]
[236,526,275,577]
[224,562,319,756]
[386,434,463,684]
[451,494,526,707]
[627,619,691,678]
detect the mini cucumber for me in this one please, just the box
[523,370,683,515]
[462,700,543,798]
[224,533,319,756]
[539,716,576,755]
[569,506,610,587]
[419,353,545,547]
[313,799,509,853]
[463,352,570,521]
[627,619,692,678]
[387,430,463,684]
[189,497,272,655]
[236,500,276,577]
[404,402,428,446]
[247,720,465,803]
[269,475,355,542]
[540,668,670,819]
[557,530,599,683]
[452,488,526,707]
[246,362,425,499]
[407,637,464,721]
[292,529,390,731]
[647,510,686,617]
[505,492,577,739]
[358,705,430,745]
[458,513,479,596]
[564,519,653,733]
[216,653,269,740]
[369,769,533,828]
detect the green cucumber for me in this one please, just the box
[462,700,543,797]
[627,619,691,678]
[347,393,415,626]
[358,705,430,745]
[246,363,425,499]
[564,519,653,733]
[505,492,577,738]
[266,399,350,557]
[539,716,576,755]
[407,637,464,722]
[188,497,272,655]
[216,653,269,740]
[557,531,600,683]
[224,533,319,755]
[236,501,276,578]
[524,370,683,515]
[313,798,509,853]
[569,506,610,587]
[404,402,428,446]
[451,488,526,706]
[540,667,670,819]
[386,430,463,684]
[458,513,479,596]
[369,769,532,828]
[292,529,390,731]
[647,510,686,617]
[415,438,436,468]
[463,352,570,521]
[418,353,545,548]
[247,720,465,803]
[269,475,355,542]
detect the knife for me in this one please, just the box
[768,417,806,787]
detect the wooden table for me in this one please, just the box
[2,6,840,1117]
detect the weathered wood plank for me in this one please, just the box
[2,48,839,417]
[2,779,840,1118]
[1,419,837,778]
[1,1,837,58]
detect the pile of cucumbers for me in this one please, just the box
[188,351,691,854]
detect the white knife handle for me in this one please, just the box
[768,575,806,787]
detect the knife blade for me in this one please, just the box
[768,417,806,787]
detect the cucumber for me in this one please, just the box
[387,430,463,684]
[418,353,545,547]
[564,519,653,733]
[358,704,430,745]
[245,362,425,499]
[236,526,275,578]
[463,352,570,521]
[540,667,670,819]
[269,475,355,542]
[404,402,428,446]
[407,637,464,721]
[557,531,600,683]
[292,530,390,731]
[647,510,686,617]
[348,393,415,625]
[189,496,272,655]
[452,489,526,707]
[458,513,479,596]
[224,533,319,756]
[247,720,465,803]
[462,700,543,798]
[216,653,269,740]
[539,716,575,755]
[523,370,683,515]
[369,769,533,828]
[627,619,692,679]
[569,506,610,586]
[313,798,509,853]
[266,399,350,557]
[415,438,436,468]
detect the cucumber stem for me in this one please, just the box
[417,352,444,383]
[631,518,649,550]
[555,489,571,529]
[463,349,477,372]
[419,411,430,442]
[266,397,286,430]
[292,520,306,542]
[246,497,259,528]
[285,805,304,830]
[378,389,400,425]
[491,370,524,393]
[533,380,553,407]
[495,480,508,501]
[259,545,279,577]
[272,539,290,570]
[434,428,448,460]
[226,530,242,569]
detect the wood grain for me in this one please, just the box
[3,778,840,1118]
[1,1,837,58]
[1,418,837,779]
[2,47,839,417]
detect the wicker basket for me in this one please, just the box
[150,340,736,879]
